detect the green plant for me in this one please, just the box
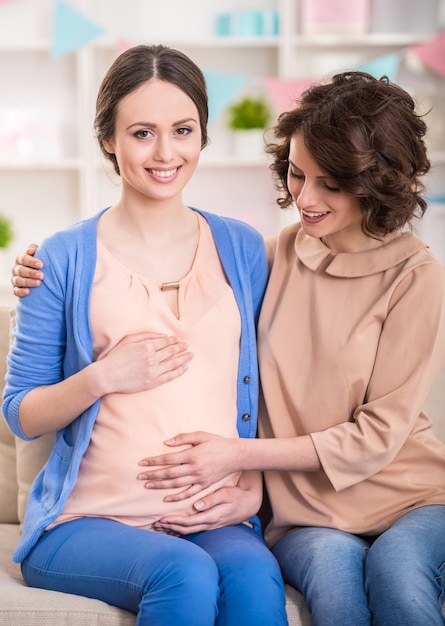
[0,214,13,249]
[227,96,272,130]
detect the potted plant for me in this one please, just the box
[0,213,14,285]
[227,96,272,157]
[0,214,13,250]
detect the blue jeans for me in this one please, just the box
[22,518,288,626]
[272,505,445,626]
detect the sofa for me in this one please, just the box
[0,304,444,626]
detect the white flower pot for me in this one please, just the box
[231,129,266,158]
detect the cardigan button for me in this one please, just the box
[243,376,251,384]
[242,413,251,422]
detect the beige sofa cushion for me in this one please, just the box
[0,525,137,626]
[0,413,18,524]
[0,306,18,524]
[0,307,55,524]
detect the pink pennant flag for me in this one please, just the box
[410,31,445,79]
[263,77,317,113]
[116,39,137,55]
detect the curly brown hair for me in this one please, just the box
[265,71,430,237]
[95,44,209,176]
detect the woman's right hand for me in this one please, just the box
[94,332,194,395]
[11,244,44,297]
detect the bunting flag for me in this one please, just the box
[52,1,105,58]
[43,6,445,121]
[263,76,316,113]
[116,39,137,55]
[410,31,445,79]
[357,52,401,81]
[204,71,248,123]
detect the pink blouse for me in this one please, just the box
[53,214,241,530]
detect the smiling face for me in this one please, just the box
[102,79,202,207]
[287,131,367,252]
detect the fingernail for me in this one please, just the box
[194,500,205,511]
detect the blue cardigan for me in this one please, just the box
[3,207,268,563]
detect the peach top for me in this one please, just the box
[259,222,445,546]
[54,214,241,530]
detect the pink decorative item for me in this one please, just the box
[300,0,371,35]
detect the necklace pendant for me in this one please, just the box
[161,281,180,291]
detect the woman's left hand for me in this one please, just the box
[138,431,242,501]
[152,474,261,535]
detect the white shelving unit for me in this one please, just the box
[0,0,444,300]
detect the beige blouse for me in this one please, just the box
[259,222,445,546]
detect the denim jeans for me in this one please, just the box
[22,518,288,626]
[272,504,445,626]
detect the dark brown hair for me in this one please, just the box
[266,71,430,237]
[95,44,209,175]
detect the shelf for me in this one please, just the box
[0,159,81,172]
[0,31,432,55]
[96,35,282,50]
[199,155,270,168]
[0,40,52,52]
[0,33,430,54]
[291,33,431,49]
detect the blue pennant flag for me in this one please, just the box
[204,71,248,124]
[52,1,105,58]
[357,52,401,82]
